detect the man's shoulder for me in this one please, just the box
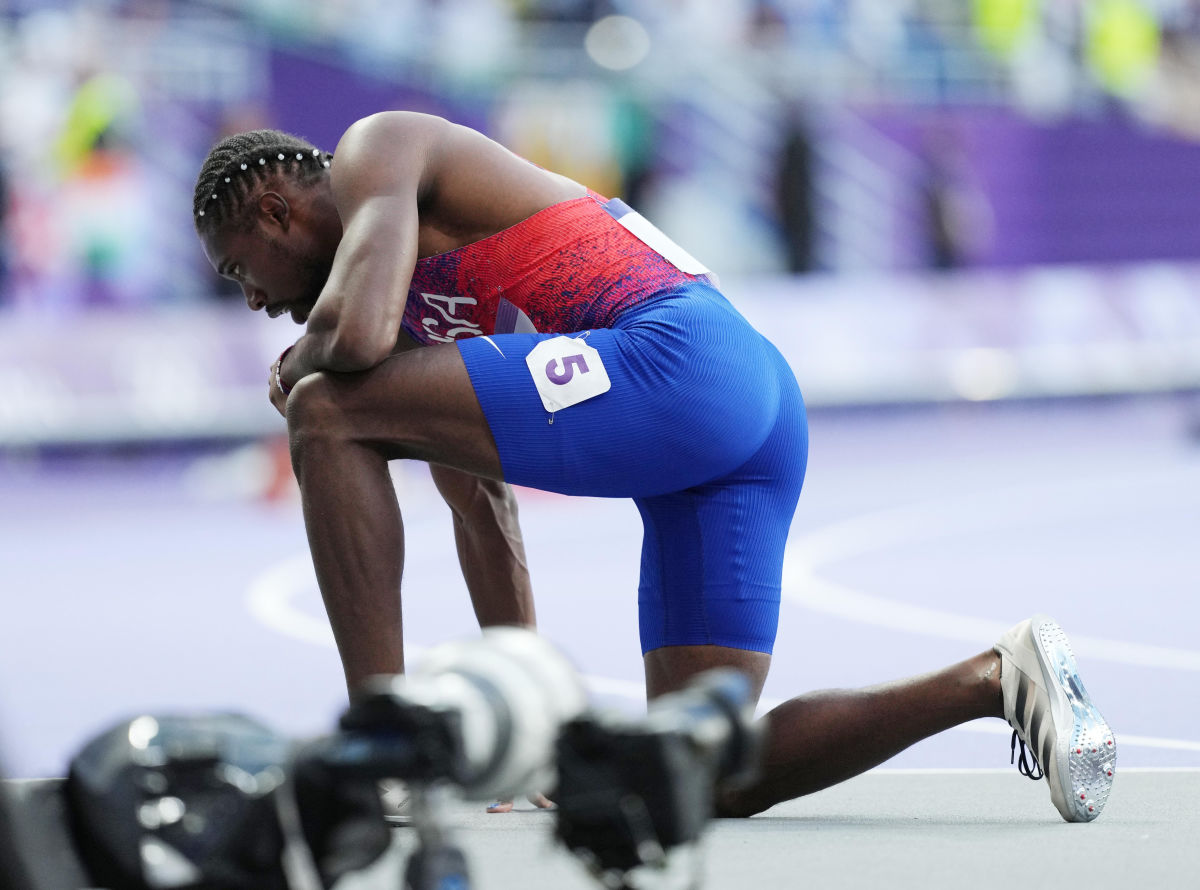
[330,112,455,197]
[340,111,451,153]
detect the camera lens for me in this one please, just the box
[370,628,587,800]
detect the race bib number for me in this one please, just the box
[525,336,611,414]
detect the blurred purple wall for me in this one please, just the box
[267,49,491,151]
[866,107,1200,268]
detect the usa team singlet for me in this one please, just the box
[407,192,808,655]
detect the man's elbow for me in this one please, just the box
[326,325,395,372]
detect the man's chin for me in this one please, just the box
[291,308,309,324]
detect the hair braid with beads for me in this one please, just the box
[192,129,332,235]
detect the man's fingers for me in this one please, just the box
[485,793,555,814]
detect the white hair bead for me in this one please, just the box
[277,153,285,160]
[224,177,231,183]
[323,160,330,168]
[240,163,248,170]
[296,152,303,160]
[198,210,205,216]
[258,158,266,165]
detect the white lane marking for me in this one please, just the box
[793,465,1200,566]
[246,553,648,705]
[247,553,334,648]
[783,570,1200,672]
[247,554,1200,753]
[784,468,1200,672]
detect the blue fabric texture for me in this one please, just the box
[457,281,808,654]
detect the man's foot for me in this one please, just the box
[379,779,410,826]
[994,615,1115,822]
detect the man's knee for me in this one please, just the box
[284,370,426,469]
[285,372,351,459]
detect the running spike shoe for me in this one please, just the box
[994,615,1115,822]
[379,779,411,826]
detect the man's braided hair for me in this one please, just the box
[192,129,332,235]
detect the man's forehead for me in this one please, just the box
[200,231,227,271]
[201,227,247,272]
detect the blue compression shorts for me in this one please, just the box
[457,281,808,655]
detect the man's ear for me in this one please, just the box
[258,192,290,230]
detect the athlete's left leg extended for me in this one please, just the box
[644,643,1005,817]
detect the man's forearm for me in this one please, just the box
[278,328,391,391]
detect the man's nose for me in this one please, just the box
[243,284,267,311]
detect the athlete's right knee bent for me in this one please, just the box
[284,369,428,472]
[284,371,350,466]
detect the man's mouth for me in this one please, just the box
[264,300,308,323]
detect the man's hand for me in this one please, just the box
[269,352,290,417]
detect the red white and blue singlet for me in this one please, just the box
[442,192,808,656]
[403,192,711,343]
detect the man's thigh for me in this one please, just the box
[636,342,807,676]
[286,341,504,478]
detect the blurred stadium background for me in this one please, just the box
[1,0,1198,782]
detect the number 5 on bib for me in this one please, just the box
[525,336,611,414]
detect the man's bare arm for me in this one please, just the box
[278,113,445,388]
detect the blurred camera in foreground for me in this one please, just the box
[63,627,587,890]
[554,668,764,889]
[325,626,589,800]
[60,629,761,890]
[66,712,389,890]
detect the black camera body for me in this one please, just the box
[22,631,761,890]
[554,669,763,883]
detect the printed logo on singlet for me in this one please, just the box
[419,293,482,342]
[419,291,541,341]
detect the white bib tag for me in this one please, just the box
[525,336,611,413]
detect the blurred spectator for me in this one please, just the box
[0,156,9,306]
[54,69,153,307]
[493,81,627,199]
[0,6,161,310]
[775,105,817,274]
[917,118,993,270]
[1,0,1199,305]
[514,0,613,24]
[610,92,657,209]
[1144,17,1200,137]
